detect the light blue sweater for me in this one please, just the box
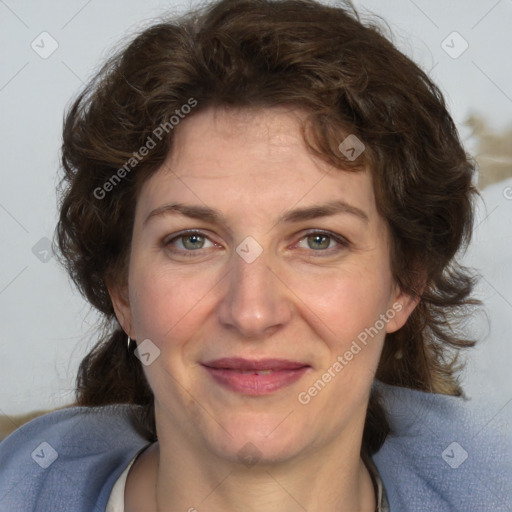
[0,380,510,511]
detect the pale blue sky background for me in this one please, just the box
[0,1,511,423]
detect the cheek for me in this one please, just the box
[128,263,216,343]
[289,262,394,353]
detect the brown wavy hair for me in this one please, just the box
[56,0,480,455]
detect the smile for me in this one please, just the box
[201,358,311,395]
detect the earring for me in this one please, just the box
[127,336,134,351]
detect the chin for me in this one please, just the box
[205,412,308,467]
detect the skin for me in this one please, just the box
[110,106,419,512]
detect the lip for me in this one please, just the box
[201,358,311,395]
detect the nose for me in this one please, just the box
[216,245,292,339]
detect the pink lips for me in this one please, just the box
[201,358,310,395]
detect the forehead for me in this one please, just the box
[137,106,378,222]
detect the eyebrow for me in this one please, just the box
[143,200,369,227]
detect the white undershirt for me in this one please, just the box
[105,455,137,512]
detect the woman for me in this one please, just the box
[1,0,510,510]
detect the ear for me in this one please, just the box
[385,282,422,334]
[107,280,135,339]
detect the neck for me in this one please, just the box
[126,435,376,512]
[160,455,375,512]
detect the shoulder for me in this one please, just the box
[372,380,512,512]
[0,404,151,512]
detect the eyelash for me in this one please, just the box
[162,229,350,257]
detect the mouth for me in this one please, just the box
[201,358,311,395]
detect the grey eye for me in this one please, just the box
[180,234,206,250]
[305,234,332,250]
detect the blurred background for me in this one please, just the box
[1,0,511,437]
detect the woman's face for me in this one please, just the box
[111,106,416,464]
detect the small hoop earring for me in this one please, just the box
[127,336,134,351]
